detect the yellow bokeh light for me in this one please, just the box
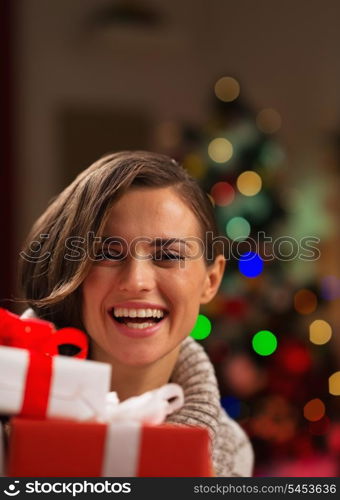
[236,171,262,196]
[208,138,233,163]
[214,76,240,102]
[256,108,282,134]
[329,371,340,396]
[309,319,332,345]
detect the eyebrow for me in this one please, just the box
[101,237,193,247]
[153,238,191,247]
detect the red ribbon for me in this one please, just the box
[0,307,88,358]
[19,351,53,418]
[0,307,89,419]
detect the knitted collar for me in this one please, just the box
[167,336,221,443]
[21,308,221,440]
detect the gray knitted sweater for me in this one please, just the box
[167,336,254,477]
[21,309,254,476]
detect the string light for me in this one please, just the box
[303,398,325,422]
[238,252,264,278]
[190,314,212,340]
[214,76,240,102]
[329,371,340,396]
[221,396,249,420]
[293,289,317,315]
[210,182,235,206]
[236,171,262,196]
[309,319,332,345]
[226,216,251,240]
[221,396,241,419]
[280,344,311,374]
[321,275,340,300]
[256,108,282,134]
[252,330,278,356]
[208,138,233,163]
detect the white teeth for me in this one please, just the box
[113,307,165,318]
[126,322,154,329]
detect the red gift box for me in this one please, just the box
[6,418,213,477]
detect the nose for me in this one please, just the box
[116,257,156,294]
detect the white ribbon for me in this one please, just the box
[103,383,184,425]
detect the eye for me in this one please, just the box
[103,251,122,260]
[95,248,125,262]
[154,251,186,262]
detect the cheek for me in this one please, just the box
[82,268,111,300]
[182,262,208,289]
[81,270,112,327]
[82,278,97,310]
[168,264,208,302]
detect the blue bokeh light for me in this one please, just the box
[221,396,241,419]
[238,251,264,277]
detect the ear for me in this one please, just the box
[200,255,226,304]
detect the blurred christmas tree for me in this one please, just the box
[154,76,340,476]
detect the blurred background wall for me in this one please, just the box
[11,0,340,241]
[2,0,340,476]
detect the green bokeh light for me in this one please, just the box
[190,314,212,340]
[226,216,251,240]
[252,330,278,356]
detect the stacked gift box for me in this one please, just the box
[0,308,213,477]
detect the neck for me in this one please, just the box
[90,343,180,402]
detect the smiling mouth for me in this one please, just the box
[109,308,168,330]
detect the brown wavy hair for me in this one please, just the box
[18,150,222,329]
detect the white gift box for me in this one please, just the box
[0,346,111,421]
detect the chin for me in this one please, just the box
[110,346,166,368]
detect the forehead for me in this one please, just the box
[103,186,201,239]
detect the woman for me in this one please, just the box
[19,151,254,476]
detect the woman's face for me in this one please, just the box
[82,186,224,367]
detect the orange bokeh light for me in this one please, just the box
[303,398,325,422]
[293,289,317,315]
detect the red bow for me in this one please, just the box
[0,308,89,419]
[0,307,88,359]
